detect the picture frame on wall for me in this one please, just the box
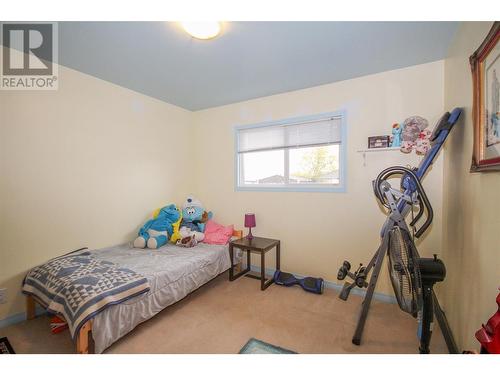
[470,22,500,172]
[368,135,390,149]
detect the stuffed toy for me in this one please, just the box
[416,128,432,155]
[167,208,183,244]
[179,196,212,242]
[176,234,198,248]
[390,123,403,148]
[133,204,182,249]
[400,116,429,154]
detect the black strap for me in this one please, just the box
[430,112,451,142]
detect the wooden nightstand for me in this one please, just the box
[229,237,280,290]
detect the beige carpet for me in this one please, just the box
[0,272,448,354]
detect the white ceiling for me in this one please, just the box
[58,22,459,111]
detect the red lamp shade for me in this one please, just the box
[244,213,256,240]
[244,214,256,228]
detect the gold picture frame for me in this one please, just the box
[470,22,500,172]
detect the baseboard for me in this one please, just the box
[249,265,397,304]
[0,306,46,329]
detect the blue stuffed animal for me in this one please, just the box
[133,204,181,249]
[179,196,212,242]
[391,123,403,148]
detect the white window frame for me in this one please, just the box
[234,110,347,192]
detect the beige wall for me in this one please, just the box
[192,61,446,296]
[0,55,456,329]
[2,25,496,351]
[442,21,499,351]
[0,64,193,320]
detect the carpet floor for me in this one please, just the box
[0,272,448,354]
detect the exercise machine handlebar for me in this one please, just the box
[373,166,433,238]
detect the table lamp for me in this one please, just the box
[244,213,256,240]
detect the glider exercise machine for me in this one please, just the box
[337,108,462,354]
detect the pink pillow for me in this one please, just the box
[203,220,234,245]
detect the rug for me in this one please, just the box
[239,338,296,354]
[0,337,15,354]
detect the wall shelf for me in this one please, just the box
[356,147,399,153]
[357,147,402,166]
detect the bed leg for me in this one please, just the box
[76,320,93,354]
[26,295,36,320]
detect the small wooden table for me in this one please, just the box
[229,236,280,290]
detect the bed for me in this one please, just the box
[24,229,243,354]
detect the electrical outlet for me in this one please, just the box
[0,288,7,304]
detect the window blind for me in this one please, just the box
[237,116,342,153]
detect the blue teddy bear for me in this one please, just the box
[133,204,181,249]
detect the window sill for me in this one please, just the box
[235,185,346,193]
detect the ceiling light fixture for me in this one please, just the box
[180,22,222,40]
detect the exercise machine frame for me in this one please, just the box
[338,109,462,353]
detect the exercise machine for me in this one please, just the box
[274,270,324,294]
[337,109,462,354]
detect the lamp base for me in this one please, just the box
[246,228,254,240]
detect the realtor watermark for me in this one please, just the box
[1,22,58,90]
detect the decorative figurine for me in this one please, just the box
[391,123,403,148]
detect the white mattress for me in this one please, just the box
[89,242,240,353]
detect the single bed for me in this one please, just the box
[25,230,243,353]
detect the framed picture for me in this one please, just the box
[470,22,500,172]
[368,135,390,149]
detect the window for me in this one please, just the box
[235,112,346,192]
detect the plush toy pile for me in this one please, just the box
[133,196,212,249]
[400,116,432,155]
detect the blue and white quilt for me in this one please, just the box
[22,250,150,338]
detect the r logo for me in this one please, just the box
[2,23,53,76]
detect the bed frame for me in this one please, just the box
[26,229,244,354]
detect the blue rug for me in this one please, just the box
[239,338,296,354]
